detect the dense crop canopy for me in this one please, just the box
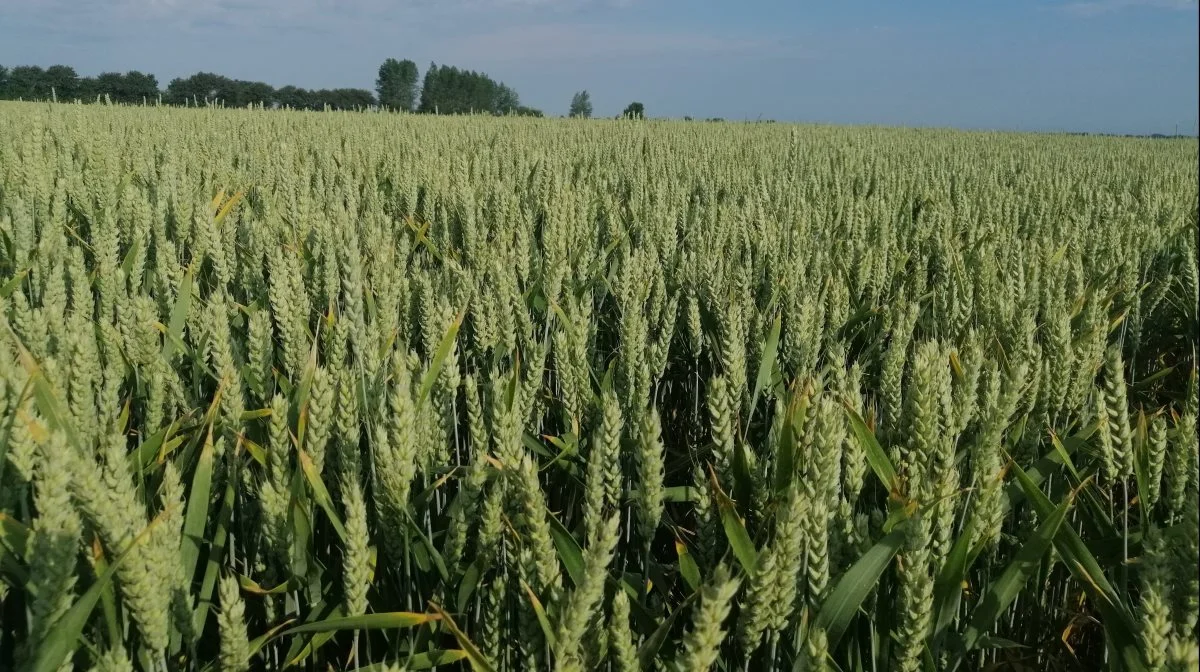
[0,101,1197,671]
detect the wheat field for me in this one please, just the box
[0,101,1197,671]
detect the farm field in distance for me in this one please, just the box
[0,101,1197,672]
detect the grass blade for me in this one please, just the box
[519,579,558,649]
[709,466,758,574]
[931,517,984,649]
[162,264,194,360]
[280,611,439,636]
[0,266,29,299]
[416,303,466,408]
[816,528,905,647]
[1010,461,1146,672]
[638,592,698,669]
[429,602,496,672]
[547,511,584,587]
[748,314,781,426]
[180,426,215,593]
[843,402,900,497]
[299,449,348,543]
[33,511,167,672]
[191,479,235,640]
[676,539,701,592]
[958,493,1071,655]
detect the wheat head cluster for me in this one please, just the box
[0,101,1197,672]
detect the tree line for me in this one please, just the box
[0,59,657,119]
[0,65,161,105]
[0,59,544,115]
[416,62,539,116]
[160,71,380,110]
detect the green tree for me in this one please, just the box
[162,72,285,108]
[8,66,47,99]
[621,101,645,119]
[123,71,161,103]
[376,58,419,111]
[83,71,159,104]
[274,85,309,109]
[494,83,520,115]
[418,62,441,113]
[165,72,226,105]
[44,64,79,100]
[241,81,276,107]
[568,90,592,118]
[320,88,376,110]
[418,62,524,116]
[86,72,125,102]
[512,106,543,117]
[88,72,120,102]
[0,65,8,99]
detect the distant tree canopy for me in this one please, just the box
[569,90,593,118]
[164,73,374,110]
[84,71,161,104]
[0,65,157,103]
[510,106,544,118]
[376,58,419,111]
[0,60,540,116]
[621,101,645,119]
[4,65,51,99]
[418,63,532,116]
[43,65,79,100]
[276,87,377,111]
[165,72,271,107]
[0,63,377,110]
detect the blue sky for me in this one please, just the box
[1,0,1196,133]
